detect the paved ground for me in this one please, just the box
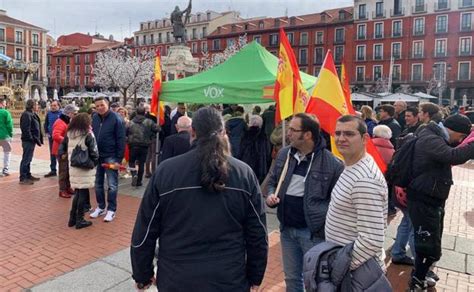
[1,133,474,291]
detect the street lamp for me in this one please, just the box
[432,63,452,106]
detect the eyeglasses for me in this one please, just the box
[288,127,304,133]
[334,131,359,138]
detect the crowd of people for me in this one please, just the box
[1,95,474,291]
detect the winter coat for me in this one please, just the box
[378,118,401,146]
[0,108,13,140]
[20,110,43,145]
[372,137,395,165]
[238,126,269,183]
[364,119,377,137]
[225,116,247,157]
[51,114,70,156]
[408,122,474,206]
[396,110,406,132]
[67,131,99,189]
[130,149,268,291]
[160,131,191,162]
[91,110,126,161]
[266,138,344,238]
[126,114,159,147]
[303,241,392,292]
[44,110,61,135]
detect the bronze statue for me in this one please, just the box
[170,0,192,43]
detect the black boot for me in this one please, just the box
[408,276,427,291]
[75,205,92,229]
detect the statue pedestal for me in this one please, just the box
[162,45,199,80]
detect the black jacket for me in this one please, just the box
[226,116,247,157]
[238,126,269,183]
[126,114,159,147]
[20,110,43,145]
[91,111,126,161]
[130,149,268,291]
[378,118,401,146]
[408,122,474,206]
[266,138,344,238]
[160,131,191,162]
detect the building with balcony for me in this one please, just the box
[205,7,354,78]
[133,11,242,60]
[353,0,474,103]
[47,33,122,97]
[0,9,48,97]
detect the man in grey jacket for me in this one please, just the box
[266,113,343,292]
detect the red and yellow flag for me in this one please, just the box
[340,63,355,114]
[273,28,309,124]
[150,50,165,125]
[306,51,387,173]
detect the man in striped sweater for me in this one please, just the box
[325,115,388,271]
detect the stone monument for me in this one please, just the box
[162,0,199,80]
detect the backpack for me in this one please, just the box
[386,133,418,188]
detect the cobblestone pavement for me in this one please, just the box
[1,134,474,291]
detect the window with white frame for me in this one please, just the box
[357,24,366,40]
[212,39,220,50]
[192,42,197,53]
[413,41,424,58]
[15,31,23,43]
[374,23,384,38]
[299,48,308,64]
[436,15,448,33]
[0,28,4,41]
[0,46,5,55]
[374,44,383,60]
[412,64,423,81]
[15,48,23,60]
[226,38,235,48]
[300,32,308,45]
[335,28,344,43]
[85,76,90,85]
[435,39,447,56]
[461,13,472,31]
[314,47,324,64]
[201,41,208,52]
[32,50,39,63]
[356,45,365,61]
[356,66,365,81]
[32,33,39,46]
[373,65,383,80]
[287,32,294,45]
[253,35,261,44]
[459,37,472,55]
[75,76,80,86]
[85,54,90,64]
[433,63,446,80]
[315,31,324,44]
[393,64,401,81]
[313,67,321,77]
[75,65,80,75]
[414,18,425,35]
[269,34,279,46]
[392,42,401,59]
[334,46,344,62]
[458,62,471,80]
[392,20,402,37]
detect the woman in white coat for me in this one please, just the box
[65,113,99,229]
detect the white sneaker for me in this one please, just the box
[90,207,106,218]
[104,210,116,222]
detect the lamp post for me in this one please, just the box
[432,64,452,106]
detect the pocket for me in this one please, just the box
[307,172,330,200]
[430,178,453,200]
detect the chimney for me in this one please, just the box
[0,9,7,16]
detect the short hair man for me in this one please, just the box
[378,104,401,146]
[266,113,343,291]
[161,116,192,162]
[418,102,440,124]
[44,100,62,177]
[394,101,407,131]
[402,107,421,136]
[0,98,13,177]
[325,115,388,271]
[407,114,474,290]
[19,99,43,184]
[90,97,126,222]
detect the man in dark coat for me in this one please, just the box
[19,99,43,184]
[160,116,192,162]
[394,100,407,131]
[225,106,247,157]
[43,100,61,177]
[169,103,186,135]
[407,114,474,290]
[378,104,401,146]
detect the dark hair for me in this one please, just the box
[192,107,228,192]
[51,100,60,107]
[136,106,146,116]
[94,96,109,103]
[405,106,419,117]
[337,115,368,135]
[294,113,320,144]
[380,104,395,117]
[253,105,261,114]
[68,113,91,133]
[419,102,440,119]
[25,99,37,111]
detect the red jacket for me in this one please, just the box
[52,116,68,156]
[372,137,395,165]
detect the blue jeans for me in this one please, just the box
[391,208,416,260]
[280,227,323,292]
[95,157,119,212]
[48,136,57,173]
[20,141,35,180]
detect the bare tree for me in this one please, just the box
[425,77,438,95]
[201,34,248,70]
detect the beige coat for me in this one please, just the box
[68,131,97,189]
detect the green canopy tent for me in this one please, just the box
[160,41,317,104]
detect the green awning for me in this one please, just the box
[160,41,317,104]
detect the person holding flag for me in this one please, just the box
[149,50,166,171]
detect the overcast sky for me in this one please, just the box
[2,0,352,41]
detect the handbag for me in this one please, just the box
[70,135,95,169]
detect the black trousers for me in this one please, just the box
[70,188,90,222]
[129,145,149,183]
[407,198,444,280]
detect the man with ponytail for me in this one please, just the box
[131,106,268,291]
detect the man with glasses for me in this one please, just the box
[266,113,343,291]
[325,115,388,272]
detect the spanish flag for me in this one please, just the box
[306,51,387,173]
[273,28,309,124]
[150,50,165,125]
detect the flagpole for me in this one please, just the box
[282,119,286,148]
[155,102,161,168]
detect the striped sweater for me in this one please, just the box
[325,154,388,270]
